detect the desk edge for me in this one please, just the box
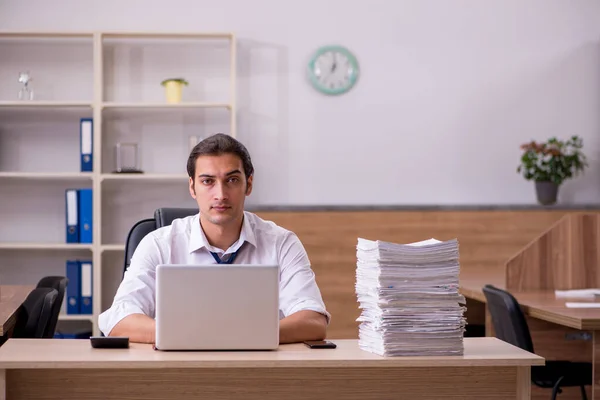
[0,358,545,369]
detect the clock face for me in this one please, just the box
[308,45,359,95]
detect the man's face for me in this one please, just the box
[189,153,253,227]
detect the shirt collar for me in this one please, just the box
[188,212,257,254]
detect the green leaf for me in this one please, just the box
[161,78,189,86]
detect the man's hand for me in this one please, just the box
[108,314,155,344]
[279,310,328,344]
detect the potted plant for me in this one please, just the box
[161,78,189,104]
[517,135,588,205]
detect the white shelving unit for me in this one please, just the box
[0,31,236,335]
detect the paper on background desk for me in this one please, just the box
[565,302,600,308]
[555,289,600,299]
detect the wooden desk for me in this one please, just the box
[0,286,32,336]
[0,338,542,400]
[460,268,600,399]
[460,269,600,329]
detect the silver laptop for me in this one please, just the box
[155,264,280,351]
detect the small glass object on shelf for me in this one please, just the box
[113,142,143,173]
[18,71,34,100]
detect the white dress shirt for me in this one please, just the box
[98,211,330,336]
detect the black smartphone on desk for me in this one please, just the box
[90,336,129,349]
[303,340,337,349]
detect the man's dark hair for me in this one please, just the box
[187,133,254,181]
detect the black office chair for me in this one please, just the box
[36,276,69,338]
[123,207,198,276]
[482,284,591,400]
[12,287,59,339]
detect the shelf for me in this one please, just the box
[102,244,125,252]
[0,101,92,108]
[101,173,189,182]
[0,32,93,39]
[59,314,94,322]
[0,172,93,181]
[0,243,93,250]
[102,32,234,40]
[102,102,231,110]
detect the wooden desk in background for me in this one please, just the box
[0,338,542,400]
[460,268,600,400]
[460,268,600,330]
[0,286,32,337]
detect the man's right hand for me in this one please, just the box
[108,313,155,344]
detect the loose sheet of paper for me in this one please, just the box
[555,289,600,299]
[565,302,600,308]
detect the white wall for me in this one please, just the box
[1,0,600,206]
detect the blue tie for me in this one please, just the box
[210,249,240,264]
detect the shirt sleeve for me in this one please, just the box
[98,233,163,336]
[278,232,331,324]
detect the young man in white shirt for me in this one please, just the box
[98,133,330,344]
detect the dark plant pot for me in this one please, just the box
[535,181,559,205]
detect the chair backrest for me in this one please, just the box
[12,287,59,338]
[154,207,198,228]
[482,284,535,353]
[123,218,156,275]
[35,276,69,338]
[122,208,198,276]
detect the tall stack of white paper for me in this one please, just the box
[355,237,466,357]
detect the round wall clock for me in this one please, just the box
[307,45,359,95]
